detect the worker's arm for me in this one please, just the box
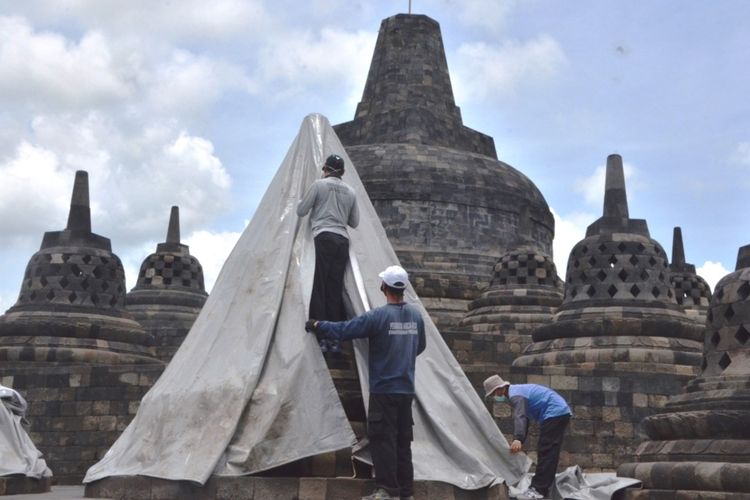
[316,310,376,342]
[510,396,530,443]
[348,197,360,228]
[417,317,426,355]
[296,182,319,217]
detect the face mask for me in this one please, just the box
[492,396,508,403]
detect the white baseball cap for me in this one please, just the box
[378,265,409,289]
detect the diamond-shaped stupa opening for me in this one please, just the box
[718,352,732,370]
[735,325,750,345]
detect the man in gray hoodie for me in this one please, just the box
[297,154,360,353]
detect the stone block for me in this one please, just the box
[215,476,253,500]
[327,478,367,499]
[526,374,550,386]
[92,400,110,415]
[632,393,649,407]
[118,372,139,385]
[550,375,578,390]
[426,481,455,499]
[253,477,298,500]
[298,478,326,500]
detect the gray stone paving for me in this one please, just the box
[8,485,100,500]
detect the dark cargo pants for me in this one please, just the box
[309,232,349,351]
[368,393,415,498]
[531,414,570,495]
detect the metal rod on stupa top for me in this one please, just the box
[602,154,629,220]
[409,0,412,14]
[672,227,686,267]
[166,206,180,244]
[66,170,92,233]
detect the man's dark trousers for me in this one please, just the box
[310,232,349,349]
[531,414,570,495]
[368,393,414,498]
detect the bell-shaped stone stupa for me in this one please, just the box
[0,171,163,484]
[334,14,554,328]
[511,155,704,470]
[455,207,563,386]
[0,171,156,365]
[669,226,712,324]
[618,244,750,498]
[127,206,207,362]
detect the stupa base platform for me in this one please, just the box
[0,476,52,495]
[624,490,749,500]
[85,476,510,500]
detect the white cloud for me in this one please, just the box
[696,260,731,291]
[254,27,376,105]
[732,141,750,165]
[0,142,71,238]
[145,50,257,115]
[452,35,566,103]
[0,14,255,118]
[184,229,244,292]
[551,208,593,281]
[453,0,521,31]
[575,162,636,208]
[0,16,131,110]
[10,0,271,41]
[1,114,232,247]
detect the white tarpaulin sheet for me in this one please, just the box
[0,385,52,479]
[510,466,641,500]
[84,113,530,489]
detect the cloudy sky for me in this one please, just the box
[1,0,748,313]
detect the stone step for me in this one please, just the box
[84,475,511,500]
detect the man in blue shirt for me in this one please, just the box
[306,265,426,500]
[484,375,572,500]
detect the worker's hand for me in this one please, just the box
[510,440,523,454]
[305,319,320,334]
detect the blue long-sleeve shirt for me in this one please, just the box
[509,384,572,442]
[317,303,426,394]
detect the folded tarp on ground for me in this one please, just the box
[84,113,531,489]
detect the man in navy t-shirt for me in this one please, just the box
[484,375,572,500]
[306,265,426,500]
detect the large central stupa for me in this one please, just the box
[334,14,554,327]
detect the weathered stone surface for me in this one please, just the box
[507,155,703,470]
[0,171,163,484]
[85,476,511,499]
[0,476,51,495]
[669,227,712,324]
[334,14,554,327]
[618,244,750,497]
[127,206,207,362]
[0,171,159,365]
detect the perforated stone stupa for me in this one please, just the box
[0,171,163,483]
[334,14,554,328]
[510,154,704,470]
[618,244,750,498]
[452,208,563,387]
[127,206,207,362]
[669,226,712,324]
[0,171,156,365]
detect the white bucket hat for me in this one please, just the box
[483,374,510,398]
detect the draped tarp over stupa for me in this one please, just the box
[84,114,530,490]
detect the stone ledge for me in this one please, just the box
[0,476,52,495]
[85,476,510,500]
